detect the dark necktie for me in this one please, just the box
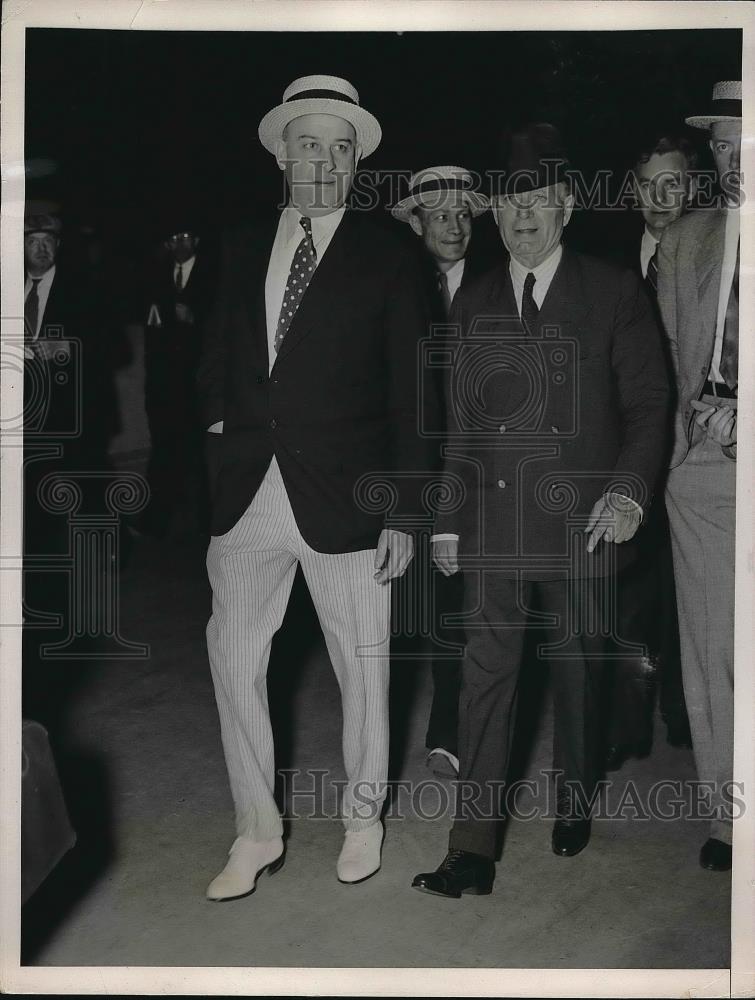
[24,277,42,345]
[646,245,658,296]
[275,216,316,353]
[719,242,739,391]
[175,263,184,291]
[521,271,539,335]
[437,270,452,317]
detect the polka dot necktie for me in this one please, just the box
[274,216,316,353]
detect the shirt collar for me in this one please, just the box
[442,258,465,281]
[26,264,56,288]
[283,204,346,245]
[509,243,563,287]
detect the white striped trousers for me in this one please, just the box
[206,457,391,840]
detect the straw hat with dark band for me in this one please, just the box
[686,81,742,129]
[258,75,382,158]
[391,166,489,223]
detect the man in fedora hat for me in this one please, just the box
[656,81,742,872]
[198,75,436,899]
[392,166,496,780]
[412,123,669,897]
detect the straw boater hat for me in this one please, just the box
[258,74,382,158]
[391,166,490,223]
[685,81,742,129]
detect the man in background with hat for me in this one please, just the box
[657,81,742,872]
[392,165,495,779]
[140,219,216,538]
[198,75,435,899]
[413,123,669,898]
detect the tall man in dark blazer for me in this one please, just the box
[198,75,435,900]
[412,124,669,897]
[603,135,698,770]
[657,82,741,872]
[391,165,492,779]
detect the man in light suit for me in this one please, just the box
[391,166,492,780]
[412,124,669,897]
[657,81,741,872]
[198,75,436,900]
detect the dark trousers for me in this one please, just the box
[425,570,464,756]
[449,573,607,860]
[607,500,687,750]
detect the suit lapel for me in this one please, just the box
[693,210,725,357]
[537,249,593,339]
[272,211,353,367]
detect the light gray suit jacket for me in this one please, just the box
[657,208,727,469]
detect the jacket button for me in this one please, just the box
[270,418,277,429]
[498,424,506,433]
[551,424,559,434]
[256,375,266,384]
[497,479,506,489]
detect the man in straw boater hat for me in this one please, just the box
[198,75,437,899]
[412,123,669,897]
[657,81,742,872]
[392,166,491,781]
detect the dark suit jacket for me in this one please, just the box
[25,265,125,463]
[197,211,438,551]
[144,251,217,425]
[433,249,670,579]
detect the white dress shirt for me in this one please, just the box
[443,258,466,304]
[24,265,56,338]
[709,208,740,383]
[174,254,197,289]
[264,205,346,372]
[509,244,563,313]
[640,228,660,279]
[207,205,346,433]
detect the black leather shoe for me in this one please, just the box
[412,850,494,898]
[552,792,592,857]
[699,838,732,871]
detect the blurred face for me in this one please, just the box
[24,232,59,276]
[634,151,692,237]
[710,120,742,205]
[276,113,360,217]
[409,195,472,268]
[493,182,574,268]
[166,233,199,264]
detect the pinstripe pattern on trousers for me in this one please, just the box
[206,456,391,840]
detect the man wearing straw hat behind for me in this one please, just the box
[198,75,435,899]
[657,81,742,872]
[392,166,491,780]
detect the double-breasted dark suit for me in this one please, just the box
[434,248,669,859]
[199,213,437,550]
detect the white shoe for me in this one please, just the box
[206,836,284,901]
[337,821,384,884]
[426,747,459,778]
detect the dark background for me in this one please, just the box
[25,28,742,279]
